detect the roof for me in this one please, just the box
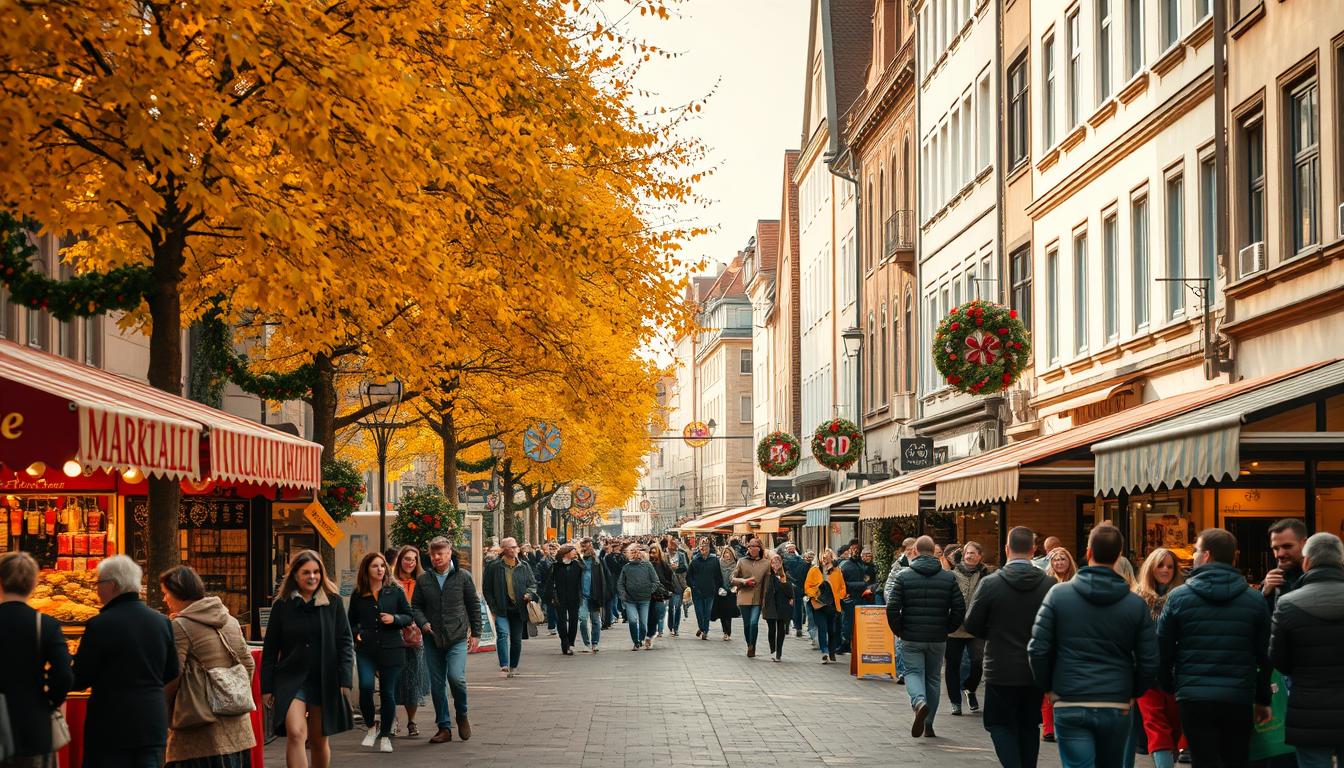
[0,338,322,489]
[755,220,780,273]
[704,254,747,303]
[800,0,874,155]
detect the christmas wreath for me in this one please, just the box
[756,431,801,476]
[933,299,1031,396]
[319,459,365,522]
[811,418,864,471]
[389,486,461,551]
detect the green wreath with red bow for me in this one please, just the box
[389,486,461,550]
[318,459,365,522]
[756,431,801,476]
[811,418,864,471]
[933,299,1031,396]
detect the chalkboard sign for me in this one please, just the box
[765,479,800,508]
[899,437,935,472]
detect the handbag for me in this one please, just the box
[682,586,692,604]
[34,613,71,750]
[171,617,255,728]
[525,599,545,625]
[401,622,423,648]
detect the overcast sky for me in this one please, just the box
[606,0,811,273]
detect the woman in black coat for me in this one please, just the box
[761,552,796,661]
[543,545,584,655]
[261,549,355,767]
[0,552,73,762]
[347,552,412,751]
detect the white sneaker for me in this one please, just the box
[820,655,829,664]
[499,666,509,678]
[592,645,600,653]
[361,727,378,747]
[378,736,393,753]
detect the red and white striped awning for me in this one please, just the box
[0,339,321,489]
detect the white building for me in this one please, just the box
[744,223,780,505]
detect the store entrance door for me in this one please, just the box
[271,531,318,597]
[1224,517,1277,585]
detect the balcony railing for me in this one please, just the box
[884,210,915,260]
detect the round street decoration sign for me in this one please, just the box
[573,485,596,509]
[639,499,652,512]
[522,422,562,463]
[551,485,573,510]
[485,492,499,511]
[682,421,711,448]
[811,417,864,471]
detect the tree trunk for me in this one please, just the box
[498,465,514,541]
[441,408,458,498]
[145,231,186,607]
[310,352,337,462]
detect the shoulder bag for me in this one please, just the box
[525,598,546,625]
[172,617,256,729]
[35,613,72,750]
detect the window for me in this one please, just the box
[1199,156,1216,285]
[1103,215,1119,339]
[903,292,913,392]
[977,75,991,171]
[1126,0,1144,77]
[1196,0,1211,21]
[1097,0,1113,102]
[1043,35,1057,147]
[1008,55,1029,168]
[962,93,973,184]
[880,305,889,404]
[1073,233,1089,354]
[968,264,979,299]
[1133,195,1150,328]
[1010,246,1033,328]
[1165,173,1185,318]
[951,109,962,191]
[1047,247,1060,361]
[1067,11,1081,126]
[1242,117,1265,246]
[1287,78,1319,253]
[1162,0,1179,50]
[740,348,752,374]
[868,311,876,404]
[740,394,752,423]
[25,256,48,350]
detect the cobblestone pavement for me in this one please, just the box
[265,617,1064,768]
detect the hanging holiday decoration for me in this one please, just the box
[319,459,366,522]
[522,422,562,463]
[756,431,801,477]
[0,212,152,320]
[811,418,864,471]
[195,301,317,402]
[455,454,497,474]
[573,485,596,509]
[682,421,711,448]
[932,299,1032,396]
[389,486,461,551]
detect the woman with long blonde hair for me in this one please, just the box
[1133,548,1186,768]
[1041,546,1078,743]
[391,545,428,737]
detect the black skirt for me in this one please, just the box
[710,592,740,620]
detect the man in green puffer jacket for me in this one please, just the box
[1157,528,1272,768]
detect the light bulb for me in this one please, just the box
[122,467,143,483]
[24,461,46,478]
[63,460,82,478]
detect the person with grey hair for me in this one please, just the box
[1270,531,1344,767]
[73,554,180,768]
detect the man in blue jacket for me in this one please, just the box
[1028,525,1157,768]
[887,535,965,738]
[1158,528,1272,767]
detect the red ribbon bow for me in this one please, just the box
[964,331,1001,365]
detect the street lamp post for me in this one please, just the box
[740,478,751,506]
[841,326,865,480]
[361,380,405,553]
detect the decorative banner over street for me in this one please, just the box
[811,418,864,471]
[682,421,711,448]
[550,485,573,510]
[522,422,562,463]
[573,485,596,509]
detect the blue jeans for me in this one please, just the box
[1296,747,1344,768]
[839,599,856,651]
[1053,705,1131,768]
[423,639,468,730]
[624,600,650,644]
[740,604,762,647]
[814,605,840,655]
[667,590,684,633]
[693,595,715,635]
[896,639,907,676]
[544,602,557,631]
[806,603,818,644]
[650,599,667,635]
[578,603,602,648]
[356,649,403,737]
[493,612,524,669]
[902,640,945,729]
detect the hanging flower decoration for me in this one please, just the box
[319,459,365,523]
[933,299,1032,396]
[389,486,461,551]
[756,431,801,476]
[811,418,864,471]
[0,212,152,320]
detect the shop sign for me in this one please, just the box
[849,605,896,680]
[0,385,79,470]
[79,407,201,480]
[303,498,345,547]
[765,479,800,508]
[899,437,935,472]
[210,428,322,490]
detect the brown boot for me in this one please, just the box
[429,728,453,744]
[747,644,755,658]
[456,716,472,741]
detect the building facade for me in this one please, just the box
[695,258,756,513]
[744,222,781,505]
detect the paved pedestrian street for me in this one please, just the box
[268,623,1063,768]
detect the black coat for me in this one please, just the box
[886,555,965,642]
[72,593,179,754]
[533,556,555,592]
[963,561,1053,687]
[782,553,810,597]
[1157,562,1271,705]
[650,558,676,594]
[602,551,627,585]
[687,552,724,599]
[347,584,413,666]
[410,563,482,647]
[260,590,355,738]
[760,571,795,621]
[0,602,73,756]
[544,559,585,609]
[1028,566,1157,704]
[839,556,868,605]
[1269,565,1344,747]
[482,557,538,617]
[578,554,608,609]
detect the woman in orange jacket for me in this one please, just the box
[804,548,847,664]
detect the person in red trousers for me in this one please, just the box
[1038,547,1077,742]
[1134,548,1186,768]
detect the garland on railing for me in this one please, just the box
[0,212,152,320]
[455,454,498,473]
[196,303,317,402]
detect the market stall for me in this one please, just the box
[0,338,323,767]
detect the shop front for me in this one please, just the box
[0,339,322,767]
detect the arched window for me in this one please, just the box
[880,304,889,404]
[878,169,885,261]
[902,135,913,211]
[903,290,914,392]
[865,180,874,271]
[867,310,876,408]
